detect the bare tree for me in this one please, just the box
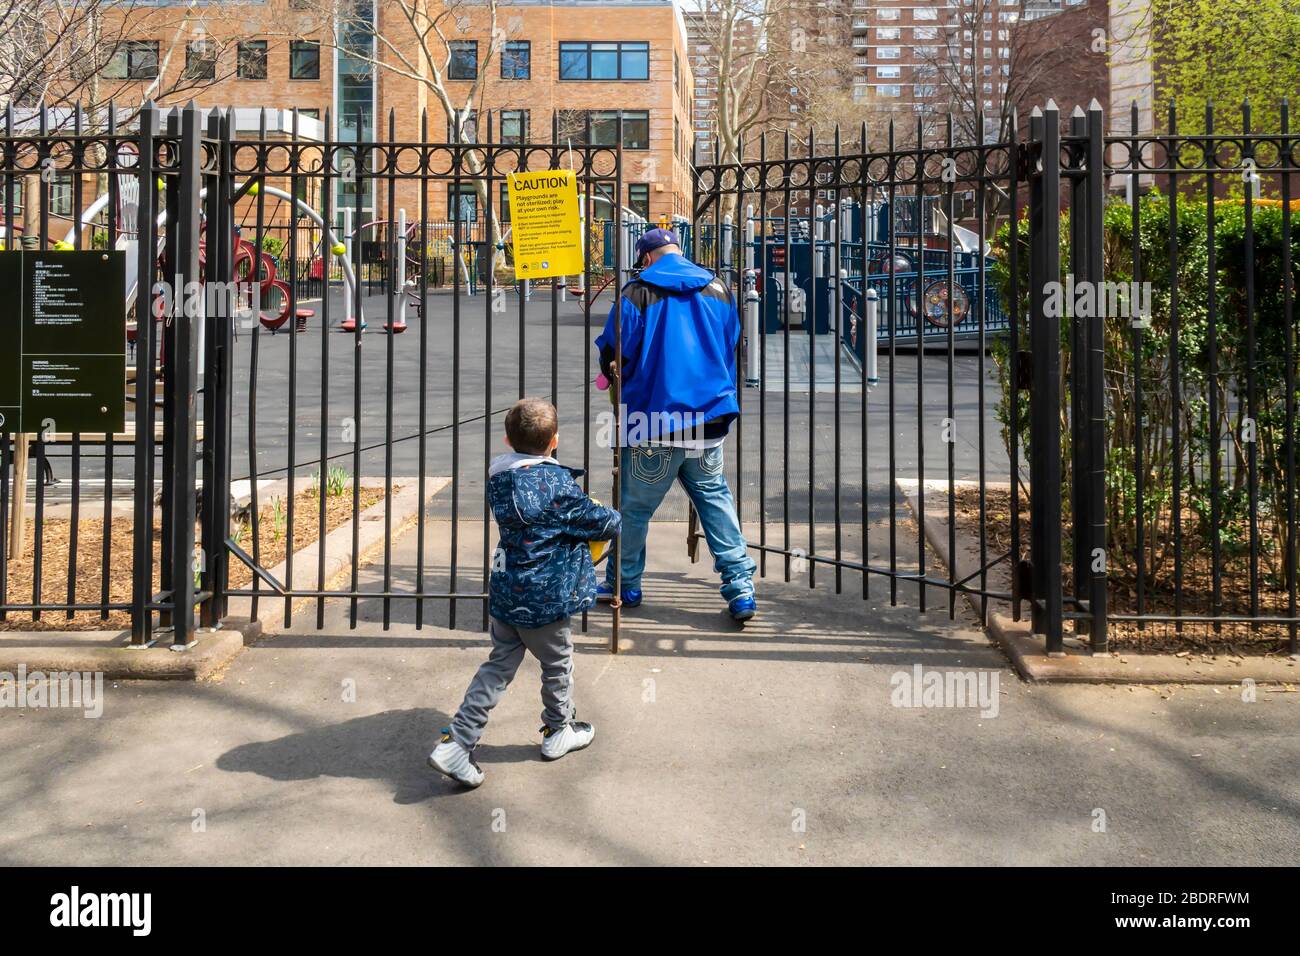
[915,0,1063,147]
[1,0,254,128]
[303,0,517,259]
[690,0,822,166]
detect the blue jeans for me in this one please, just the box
[606,445,756,602]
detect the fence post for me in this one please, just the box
[158,109,179,632]
[610,114,624,653]
[129,105,158,645]
[200,108,234,629]
[169,103,203,648]
[1068,106,1090,638]
[1028,102,1064,655]
[1085,99,1109,653]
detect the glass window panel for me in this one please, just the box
[290,41,320,79]
[559,45,587,79]
[238,40,268,80]
[621,43,649,79]
[590,49,618,79]
[449,41,477,80]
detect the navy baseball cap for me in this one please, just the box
[634,227,680,265]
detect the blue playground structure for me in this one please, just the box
[735,196,1006,345]
[596,200,1008,389]
[682,196,1010,388]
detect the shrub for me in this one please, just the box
[990,192,1300,591]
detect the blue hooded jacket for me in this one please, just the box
[595,253,740,442]
[487,452,622,629]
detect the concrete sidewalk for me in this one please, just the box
[1,521,1297,865]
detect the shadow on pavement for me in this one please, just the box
[216,706,541,805]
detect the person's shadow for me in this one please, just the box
[215,708,536,804]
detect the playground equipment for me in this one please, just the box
[577,194,654,306]
[726,196,1008,384]
[62,178,363,338]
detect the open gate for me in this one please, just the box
[688,105,1077,652]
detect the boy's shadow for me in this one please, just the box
[215,708,535,804]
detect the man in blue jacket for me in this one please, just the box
[595,228,757,622]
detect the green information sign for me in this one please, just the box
[0,250,126,435]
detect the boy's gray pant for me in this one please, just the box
[449,615,575,750]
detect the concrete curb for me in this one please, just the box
[0,618,262,682]
[899,481,1299,685]
[0,476,447,681]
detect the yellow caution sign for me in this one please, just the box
[506,169,583,280]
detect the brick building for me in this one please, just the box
[48,0,695,227]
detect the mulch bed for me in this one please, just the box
[950,486,1297,656]
[1,486,384,632]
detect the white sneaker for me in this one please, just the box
[428,733,485,788]
[540,721,595,761]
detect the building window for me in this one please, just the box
[499,109,528,144]
[499,182,510,222]
[559,41,649,80]
[876,28,900,40]
[500,41,530,79]
[238,40,268,80]
[449,40,477,80]
[593,182,616,216]
[592,110,648,149]
[876,66,901,78]
[49,174,74,217]
[338,148,365,204]
[448,185,478,222]
[103,40,159,80]
[878,84,902,98]
[628,183,650,220]
[448,109,478,142]
[877,47,901,59]
[556,110,649,149]
[290,40,320,80]
[184,40,216,81]
[914,7,938,19]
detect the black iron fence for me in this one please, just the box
[1,102,629,648]
[3,97,1296,657]
[0,103,216,642]
[1090,101,1299,650]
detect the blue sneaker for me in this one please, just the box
[596,582,642,607]
[728,595,757,622]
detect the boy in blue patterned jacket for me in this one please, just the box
[429,397,621,788]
